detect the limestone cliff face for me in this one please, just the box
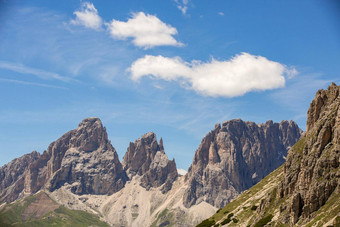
[1,118,127,203]
[183,119,302,208]
[0,119,179,204]
[277,83,340,225]
[0,151,40,203]
[122,132,178,193]
[45,118,128,195]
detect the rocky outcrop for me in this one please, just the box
[122,132,178,193]
[277,83,340,225]
[0,151,40,203]
[1,118,180,204]
[1,118,128,203]
[183,119,302,208]
[45,118,128,195]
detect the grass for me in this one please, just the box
[0,193,109,227]
[291,137,306,154]
[250,205,257,210]
[221,218,231,225]
[254,214,273,227]
[196,218,215,227]
[210,164,284,223]
[151,208,177,227]
[304,192,340,227]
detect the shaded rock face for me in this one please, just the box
[122,132,178,193]
[0,151,40,203]
[183,119,302,208]
[278,83,340,225]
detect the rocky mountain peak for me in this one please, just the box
[4,117,128,200]
[183,118,302,208]
[275,83,340,225]
[69,117,109,152]
[307,82,340,132]
[45,117,127,195]
[123,132,178,193]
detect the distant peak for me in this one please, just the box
[141,131,156,139]
[77,117,103,129]
[79,117,101,124]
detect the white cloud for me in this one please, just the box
[0,61,74,82]
[174,0,190,15]
[129,53,297,97]
[106,12,183,49]
[218,12,224,16]
[70,2,102,30]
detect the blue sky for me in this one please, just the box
[0,0,339,169]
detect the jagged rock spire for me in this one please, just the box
[122,132,178,193]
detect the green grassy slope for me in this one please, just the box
[0,192,109,227]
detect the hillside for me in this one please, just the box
[198,83,340,227]
[0,191,109,227]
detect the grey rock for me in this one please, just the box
[0,151,40,203]
[1,118,128,203]
[183,119,302,208]
[45,117,128,195]
[122,132,178,193]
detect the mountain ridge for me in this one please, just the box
[184,119,302,208]
[0,116,302,226]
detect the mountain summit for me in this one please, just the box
[184,119,302,208]
[0,118,127,203]
[45,117,128,195]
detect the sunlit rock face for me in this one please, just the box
[183,119,302,208]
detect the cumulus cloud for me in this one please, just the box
[106,12,182,49]
[174,0,190,15]
[129,53,298,97]
[70,2,102,30]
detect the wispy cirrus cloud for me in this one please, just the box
[0,61,74,82]
[70,2,103,30]
[174,0,190,15]
[129,53,297,97]
[106,12,183,49]
[0,78,67,89]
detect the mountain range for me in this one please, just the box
[6,84,340,227]
[197,82,340,227]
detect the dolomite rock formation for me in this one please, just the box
[278,82,340,225]
[122,132,178,193]
[183,119,302,208]
[45,117,128,195]
[0,151,40,203]
[1,118,127,203]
